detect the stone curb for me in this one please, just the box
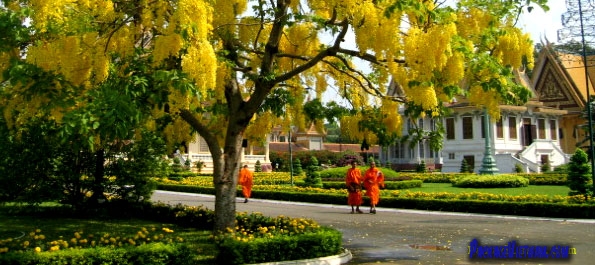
[249,248,352,265]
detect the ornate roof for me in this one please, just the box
[532,44,595,113]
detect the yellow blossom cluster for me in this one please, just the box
[278,23,320,72]
[211,0,247,29]
[467,85,501,120]
[214,213,322,243]
[0,227,181,254]
[157,172,306,186]
[456,7,494,41]
[245,112,278,146]
[392,190,594,204]
[380,99,403,136]
[493,27,534,69]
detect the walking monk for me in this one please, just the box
[364,161,384,214]
[238,164,254,203]
[345,161,364,214]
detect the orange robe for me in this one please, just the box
[345,167,363,206]
[364,168,384,205]
[238,168,253,199]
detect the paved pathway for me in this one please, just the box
[152,191,595,265]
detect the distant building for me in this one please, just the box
[185,45,593,174]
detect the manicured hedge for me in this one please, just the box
[317,166,399,179]
[157,184,595,219]
[216,228,342,264]
[322,180,423,190]
[0,201,343,265]
[519,174,567,185]
[379,197,595,219]
[0,243,195,265]
[452,175,529,188]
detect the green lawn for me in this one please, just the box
[402,183,570,197]
[0,208,217,263]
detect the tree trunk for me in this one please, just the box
[212,132,243,232]
[179,108,251,232]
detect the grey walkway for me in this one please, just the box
[152,191,595,265]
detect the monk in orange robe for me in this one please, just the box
[238,165,253,203]
[363,161,384,214]
[345,161,364,214]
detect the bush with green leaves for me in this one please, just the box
[567,148,593,197]
[0,243,195,265]
[254,160,262,172]
[416,160,427,173]
[514,163,524,173]
[317,166,399,180]
[0,119,61,204]
[304,157,323,188]
[541,160,551,173]
[452,174,529,188]
[323,180,422,190]
[0,116,166,210]
[269,150,344,171]
[292,158,303,175]
[460,159,471,173]
[214,212,342,264]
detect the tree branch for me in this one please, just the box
[178,109,223,159]
[272,19,350,84]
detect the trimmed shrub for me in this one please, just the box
[215,227,342,264]
[323,180,422,190]
[452,174,529,188]
[318,166,399,180]
[460,159,471,173]
[254,160,262,172]
[416,160,427,173]
[567,148,593,197]
[0,243,195,265]
[514,163,524,173]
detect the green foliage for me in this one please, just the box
[269,150,344,171]
[254,160,262,172]
[553,164,569,174]
[416,160,427,173]
[171,157,185,173]
[215,228,342,265]
[323,180,422,190]
[317,166,399,180]
[157,184,595,219]
[0,119,60,204]
[0,116,166,209]
[519,174,567,185]
[292,158,303,175]
[514,163,524,173]
[567,149,593,197]
[103,130,166,204]
[304,156,323,188]
[0,243,195,265]
[194,161,205,173]
[460,159,471,173]
[541,160,551,173]
[452,175,530,188]
[310,156,319,167]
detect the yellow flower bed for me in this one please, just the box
[157,175,594,204]
[390,190,593,204]
[0,226,183,254]
[213,212,321,243]
[157,172,305,186]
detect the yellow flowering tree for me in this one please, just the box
[0,0,547,232]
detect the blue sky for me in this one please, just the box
[519,1,567,44]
